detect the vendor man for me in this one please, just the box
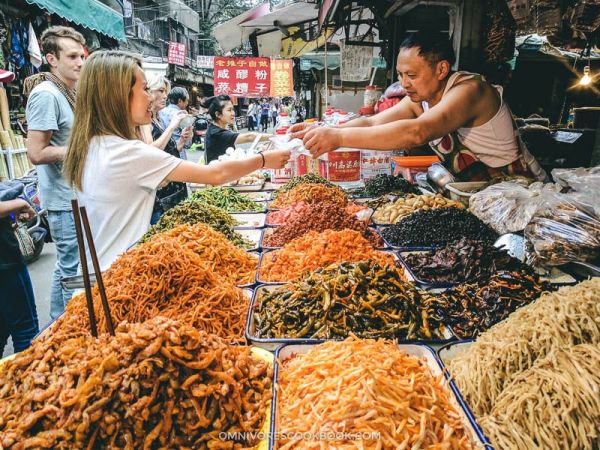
[292,32,547,182]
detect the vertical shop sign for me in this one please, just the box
[270,59,294,97]
[167,42,186,66]
[213,57,271,97]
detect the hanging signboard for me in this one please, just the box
[270,59,294,97]
[197,55,215,69]
[167,42,186,66]
[213,57,271,97]
[340,36,373,82]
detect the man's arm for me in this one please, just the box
[291,96,420,139]
[304,83,481,156]
[341,96,421,128]
[26,130,66,165]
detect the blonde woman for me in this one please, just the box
[140,74,189,224]
[63,51,290,270]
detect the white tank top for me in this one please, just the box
[422,72,520,168]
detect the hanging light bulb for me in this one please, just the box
[579,65,592,86]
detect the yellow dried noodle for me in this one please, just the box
[479,343,600,450]
[445,278,600,417]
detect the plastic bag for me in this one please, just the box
[551,167,600,215]
[525,193,600,267]
[552,166,600,192]
[468,181,560,234]
[269,134,311,159]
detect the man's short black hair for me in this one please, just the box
[399,31,456,67]
[167,86,189,105]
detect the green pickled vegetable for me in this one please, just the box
[253,260,448,341]
[189,187,265,212]
[140,201,252,248]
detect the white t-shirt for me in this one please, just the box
[77,135,182,271]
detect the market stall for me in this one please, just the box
[1,131,599,449]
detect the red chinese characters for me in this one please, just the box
[167,42,186,66]
[214,57,271,97]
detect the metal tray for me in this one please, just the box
[437,340,493,447]
[223,202,267,214]
[260,227,388,251]
[231,213,267,229]
[237,229,264,252]
[225,180,265,192]
[256,249,400,285]
[271,343,488,449]
[240,191,272,201]
[247,284,455,351]
[60,273,98,290]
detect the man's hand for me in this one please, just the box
[303,126,343,158]
[289,122,314,140]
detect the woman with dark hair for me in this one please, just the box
[203,95,270,164]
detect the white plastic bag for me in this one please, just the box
[468,182,560,234]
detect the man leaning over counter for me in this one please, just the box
[291,31,548,182]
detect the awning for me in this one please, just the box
[213,2,270,53]
[241,2,319,29]
[25,0,126,41]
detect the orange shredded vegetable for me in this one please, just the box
[53,232,249,342]
[270,183,348,209]
[259,229,395,282]
[276,338,478,449]
[152,223,258,285]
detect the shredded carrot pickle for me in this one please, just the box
[276,338,478,449]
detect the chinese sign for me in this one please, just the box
[197,55,214,69]
[213,57,271,98]
[167,42,186,66]
[340,36,373,82]
[319,151,361,182]
[361,150,391,181]
[270,59,294,97]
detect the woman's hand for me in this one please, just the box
[168,110,188,130]
[261,149,291,169]
[177,126,193,150]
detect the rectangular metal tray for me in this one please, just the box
[256,249,400,285]
[437,340,493,447]
[271,343,488,449]
[237,229,264,252]
[240,191,272,201]
[247,284,455,351]
[231,213,267,229]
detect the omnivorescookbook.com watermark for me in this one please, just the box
[219,431,381,441]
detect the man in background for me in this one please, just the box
[26,26,86,320]
[159,86,192,159]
